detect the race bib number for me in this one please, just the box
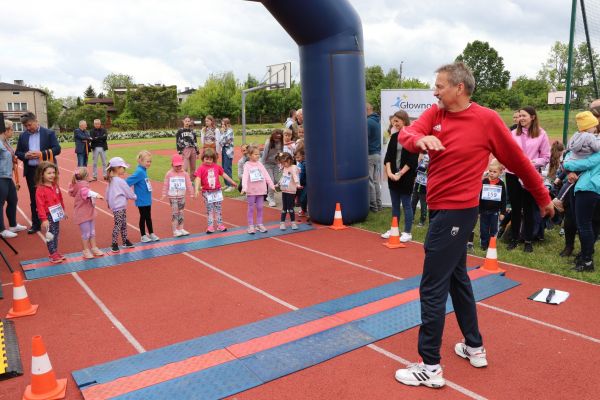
[249,168,263,182]
[280,175,291,189]
[169,177,186,192]
[49,204,65,222]
[205,190,223,204]
[481,184,502,201]
[415,171,427,185]
[145,178,153,192]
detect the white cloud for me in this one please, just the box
[0,0,573,97]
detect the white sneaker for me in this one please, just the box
[1,229,17,238]
[395,363,445,388]
[400,232,412,243]
[381,230,391,239]
[180,229,190,236]
[455,342,488,368]
[140,235,152,243]
[268,200,277,207]
[280,222,286,230]
[291,222,298,230]
[149,233,160,241]
[173,230,183,237]
[224,186,234,192]
[9,223,26,233]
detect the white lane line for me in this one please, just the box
[71,272,146,353]
[182,250,486,399]
[18,199,146,353]
[478,302,600,344]
[367,344,488,400]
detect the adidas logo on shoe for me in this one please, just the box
[455,342,488,368]
[395,363,445,388]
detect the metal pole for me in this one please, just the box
[242,90,247,145]
[399,61,403,88]
[580,0,599,99]
[563,0,578,146]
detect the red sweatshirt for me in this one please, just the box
[399,103,550,210]
[36,183,65,222]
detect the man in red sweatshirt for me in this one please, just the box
[394,62,553,389]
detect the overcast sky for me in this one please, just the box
[0,0,571,98]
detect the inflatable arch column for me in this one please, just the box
[252,0,369,224]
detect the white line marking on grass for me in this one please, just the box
[71,272,146,353]
[478,302,600,344]
[367,344,489,400]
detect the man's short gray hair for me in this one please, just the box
[436,62,476,95]
[94,119,101,123]
[3,120,12,131]
[20,112,37,124]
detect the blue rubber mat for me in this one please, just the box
[22,223,313,280]
[74,270,519,399]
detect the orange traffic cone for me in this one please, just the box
[481,236,505,273]
[383,217,406,249]
[6,271,38,319]
[329,203,347,230]
[23,336,67,400]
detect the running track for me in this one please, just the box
[0,148,599,399]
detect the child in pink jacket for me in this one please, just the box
[241,145,275,234]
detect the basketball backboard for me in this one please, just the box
[266,62,291,90]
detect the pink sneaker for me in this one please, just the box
[206,226,215,234]
[49,253,63,264]
[217,224,227,232]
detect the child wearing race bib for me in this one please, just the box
[68,167,105,259]
[35,162,66,263]
[411,152,429,227]
[275,152,300,230]
[106,157,137,253]
[478,159,507,250]
[241,145,275,234]
[194,148,237,233]
[126,150,159,243]
[161,154,193,237]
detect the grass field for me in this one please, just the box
[81,133,599,285]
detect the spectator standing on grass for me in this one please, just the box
[381,110,418,242]
[74,120,91,167]
[505,106,550,252]
[201,115,220,153]
[90,119,108,181]
[394,62,552,389]
[219,118,235,192]
[176,116,199,177]
[15,112,61,234]
[367,103,382,212]
[0,120,26,238]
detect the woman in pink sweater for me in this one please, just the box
[241,145,275,234]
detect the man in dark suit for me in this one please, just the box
[15,112,61,234]
[74,120,91,167]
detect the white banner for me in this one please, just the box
[380,89,436,206]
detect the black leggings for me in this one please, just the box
[0,178,17,231]
[506,173,535,242]
[138,205,154,236]
[281,192,296,222]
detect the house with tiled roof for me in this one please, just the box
[0,80,49,131]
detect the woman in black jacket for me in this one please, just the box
[381,110,419,242]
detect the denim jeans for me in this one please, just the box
[574,190,600,260]
[77,152,88,167]
[368,153,382,210]
[222,150,233,187]
[479,211,499,248]
[390,189,413,232]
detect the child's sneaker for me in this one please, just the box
[111,243,120,253]
[257,224,268,233]
[91,248,104,257]
[124,240,135,248]
[57,253,67,261]
[297,209,305,217]
[49,253,63,264]
[247,225,255,234]
[206,226,215,234]
[280,222,286,230]
[395,363,445,388]
[174,230,183,237]
[291,222,298,230]
[140,235,152,243]
[180,229,190,236]
[82,249,94,259]
[454,342,488,368]
[149,233,160,241]
[217,224,227,232]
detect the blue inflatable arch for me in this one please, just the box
[250,0,369,224]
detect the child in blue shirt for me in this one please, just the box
[126,150,159,242]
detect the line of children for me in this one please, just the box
[241,145,275,234]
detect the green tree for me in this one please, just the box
[181,72,240,120]
[365,66,385,91]
[456,40,511,104]
[84,85,97,98]
[125,85,179,129]
[57,104,107,131]
[102,73,135,94]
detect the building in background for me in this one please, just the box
[0,80,49,131]
[178,87,196,104]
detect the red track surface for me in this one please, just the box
[1,150,599,400]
